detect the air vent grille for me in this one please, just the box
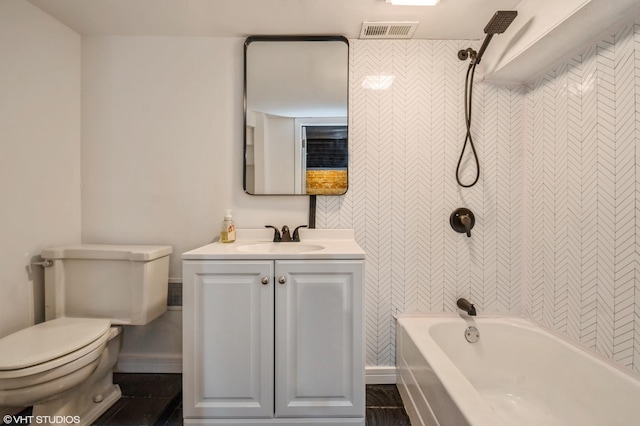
[360,21,419,39]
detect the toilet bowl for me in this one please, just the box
[0,244,171,426]
[0,318,109,397]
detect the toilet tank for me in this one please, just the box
[41,244,173,325]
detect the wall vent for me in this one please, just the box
[360,21,419,39]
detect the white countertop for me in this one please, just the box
[182,229,365,260]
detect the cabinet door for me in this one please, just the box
[274,260,364,418]
[183,260,274,419]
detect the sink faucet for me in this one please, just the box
[281,225,292,242]
[456,298,477,316]
[265,225,308,242]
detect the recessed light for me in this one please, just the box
[386,0,440,6]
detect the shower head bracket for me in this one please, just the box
[457,48,477,62]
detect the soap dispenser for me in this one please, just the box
[220,210,236,243]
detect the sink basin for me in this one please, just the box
[182,229,365,260]
[236,243,324,254]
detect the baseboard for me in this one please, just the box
[365,366,397,384]
[116,354,182,374]
[115,357,393,383]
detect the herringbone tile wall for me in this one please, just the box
[316,21,640,375]
[316,39,524,367]
[523,22,640,374]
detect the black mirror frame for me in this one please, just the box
[243,35,349,196]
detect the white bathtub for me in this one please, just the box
[396,315,640,426]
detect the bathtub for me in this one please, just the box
[396,315,640,426]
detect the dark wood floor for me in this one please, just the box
[98,373,410,425]
[17,373,411,425]
[364,383,412,426]
[94,373,183,425]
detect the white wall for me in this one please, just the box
[81,36,310,370]
[263,114,295,194]
[81,36,309,279]
[0,0,81,338]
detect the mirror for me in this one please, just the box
[244,36,349,195]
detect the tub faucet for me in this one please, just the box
[457,298,477,316]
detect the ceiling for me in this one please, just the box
[27,0,521,40]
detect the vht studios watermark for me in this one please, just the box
[3,415,80,424]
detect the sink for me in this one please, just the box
[236,243,324,254]
[182,229,365,260]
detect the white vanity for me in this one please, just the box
[182,229,365,425]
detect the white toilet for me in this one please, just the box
[0,244,172,425]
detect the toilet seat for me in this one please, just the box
[0,317,111,379]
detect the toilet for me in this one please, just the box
[0,244,172,425]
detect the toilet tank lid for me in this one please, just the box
[42,244,173,261]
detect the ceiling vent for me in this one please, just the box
[360,21,419,39]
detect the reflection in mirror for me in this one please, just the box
[244,36,349,195]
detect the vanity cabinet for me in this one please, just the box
[182,258,364,425]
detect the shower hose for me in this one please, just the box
[456,61,480,188]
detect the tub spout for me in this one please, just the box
[457,298,476,316]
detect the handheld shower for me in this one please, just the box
[455,11,517,188]
[476,10,518,64]
[458,11,518,65]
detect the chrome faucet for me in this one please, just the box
[457,298,477,316]
[265,225,308,242]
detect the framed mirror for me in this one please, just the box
[244,35,349,195]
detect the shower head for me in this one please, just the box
[475,10,517,64]
[458,10,517,65]
[483,10,518,35]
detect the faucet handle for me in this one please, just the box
[460,215,472,237]
[280,225,292,242]
[265,225,282,242]
[292,225,308,242]
[450,208,475,238]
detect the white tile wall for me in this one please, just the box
[317,20,640,375]
[317,39,523,367]
[524,22,640,374]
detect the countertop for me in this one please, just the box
[182,229,365,260]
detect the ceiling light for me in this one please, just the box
[386,0,440,5]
